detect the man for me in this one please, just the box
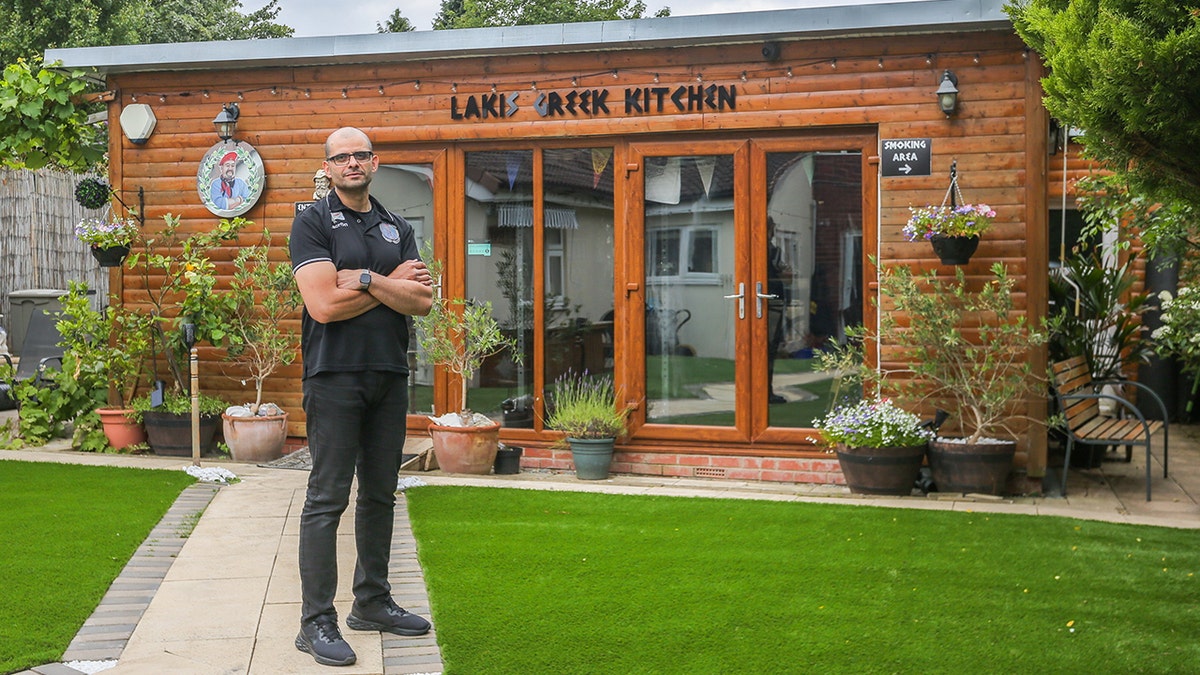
[289,127,434,667]
[766,217,793,404]
[209,150,250,211]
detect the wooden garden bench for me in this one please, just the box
[1050,356,1168,501]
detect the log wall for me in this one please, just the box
[105,28,1053,473]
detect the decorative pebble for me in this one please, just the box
[65,660,117,674]
[185,465,238,483]
[397,476,427,491]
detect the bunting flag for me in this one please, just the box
[591,148,612,188]
[645,157,681,205]
[695,156,716,198]
[506,153,522,190]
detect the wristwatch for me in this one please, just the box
[359,269,372,291]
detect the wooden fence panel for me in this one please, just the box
[0,169,112,352]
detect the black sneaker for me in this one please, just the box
[296,618,357,666]
[347,598,431,636]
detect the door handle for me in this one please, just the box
[723,282,745,320]
[755,282,777,319]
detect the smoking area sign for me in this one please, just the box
[880,138,932,177]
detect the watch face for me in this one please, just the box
[360,271,371,287]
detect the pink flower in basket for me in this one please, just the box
[902,204,995,241]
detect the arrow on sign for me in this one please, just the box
[899,165,913,174]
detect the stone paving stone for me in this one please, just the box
[29,664,88,675]
[58,482,221,664]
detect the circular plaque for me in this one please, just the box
[198,141,265,217]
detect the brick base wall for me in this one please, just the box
[521,445,846,486]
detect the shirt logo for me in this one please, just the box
[381,222,400,243]
[330,211,347,229]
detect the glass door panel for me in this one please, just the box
[643,154,739,426]
[463,150,534,420]
[763,151,863,429]
[542,147,616,390]
[370,161,438,416]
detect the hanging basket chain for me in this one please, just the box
[939,159,964,209]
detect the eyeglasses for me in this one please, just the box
[326,151,374,166]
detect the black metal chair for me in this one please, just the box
[1050,356,1168,501]
[0,309,65,411]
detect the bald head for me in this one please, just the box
[325,127,372,157]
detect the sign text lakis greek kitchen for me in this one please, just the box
[450,84,737,120]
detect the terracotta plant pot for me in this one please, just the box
[96,407,147,450]
[222,411,289,463]
[428,420,501,474]
[835,443,927,495]
[928,438,1016,495]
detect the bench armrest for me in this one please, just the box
[1059,390,1155,432]
[1093,378,1170,428]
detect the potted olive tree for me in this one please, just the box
[127,214,246,456]
[875,262,1047,495]
[415,255,519,474]
[545,370,631,480]
[219,229,302,462]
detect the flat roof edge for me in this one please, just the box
[46,1,1012,75]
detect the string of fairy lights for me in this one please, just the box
[122,50,1014,104]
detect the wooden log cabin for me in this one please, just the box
[49,0,1086,491]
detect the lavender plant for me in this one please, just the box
[546,370,630,441]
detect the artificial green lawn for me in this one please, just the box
[408,486,1198,674]
[0,461,195,673]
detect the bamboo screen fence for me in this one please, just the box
[0,168,111,353]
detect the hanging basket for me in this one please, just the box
[91,245,130,267]
[929,234,980,266]
[904,161,993,265]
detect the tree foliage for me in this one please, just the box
[0,0,292,65]
[433,0,669,30]
[0,0,291,172]
[1007,0,1200,215]
[378,9,415,33]
[0,60,106,171]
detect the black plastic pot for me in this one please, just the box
[493,445,523,474]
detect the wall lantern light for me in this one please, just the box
[212,102,240,142]
[936,70,959,117]
[119,103,157,144]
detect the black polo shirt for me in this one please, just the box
[289,191,421,379]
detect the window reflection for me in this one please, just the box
[644,155,734,425]
[464,149,615,427]
[766,152,863,428]
[370,163,436,416]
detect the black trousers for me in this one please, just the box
[299,370,409,624]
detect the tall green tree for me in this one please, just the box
[0,0,292,172]
[0,0,293,65]
[433,0,669,30]
[0,60,106,171]
[1007,0,1200,218]
[378,8,415,33]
